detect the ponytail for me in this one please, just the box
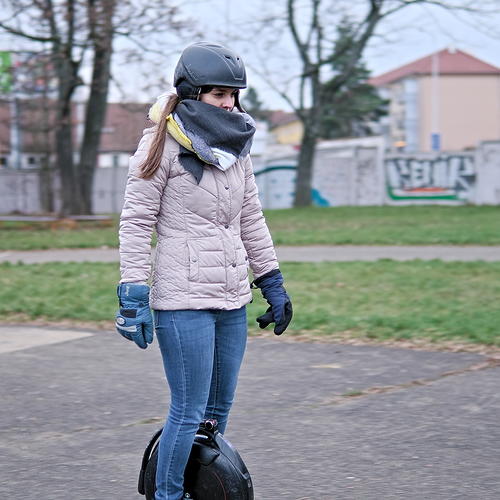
[139,94,180,179]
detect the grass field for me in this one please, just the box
[1,205,499,250]
[265,205,500,245]
[2,260,499,346]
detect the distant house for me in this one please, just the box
[0,98,57,169]
[369,48,500,152]
[266,110,302,145]
[95,102,150,168]
[0,100,150,169]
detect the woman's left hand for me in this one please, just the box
[253,269,293,335]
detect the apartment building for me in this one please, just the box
[369,48,500,152]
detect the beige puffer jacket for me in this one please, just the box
[119,127,278,310]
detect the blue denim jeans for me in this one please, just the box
[153,307,248,500]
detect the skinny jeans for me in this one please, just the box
[153,307,248,500]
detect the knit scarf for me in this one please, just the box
[149,96,256,183]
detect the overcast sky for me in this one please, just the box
[1,0,498,109]
[166,0,500,110]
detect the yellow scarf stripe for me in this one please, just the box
[166,115,195,153]
[166,114,219,166]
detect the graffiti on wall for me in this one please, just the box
[254,164,332,208]
[385,154,476,201]
[254,165,296,209]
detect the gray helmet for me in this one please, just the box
[174,42,247,102]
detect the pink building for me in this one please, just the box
[369,48,500,153]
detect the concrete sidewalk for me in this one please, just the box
[1,325,500,499]
[1,244,499,264]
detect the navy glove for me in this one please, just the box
[115,283,154,349]
[252,269,293,335]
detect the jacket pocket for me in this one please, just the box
[187,241,199,281]
[236,247,250,282]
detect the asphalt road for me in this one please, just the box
[0,245,499,264]
[1,325,500,500]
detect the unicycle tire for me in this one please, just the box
[139,422,254,500]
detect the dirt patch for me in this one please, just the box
[2,317,500,358]
[248,328,500,358]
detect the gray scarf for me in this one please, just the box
[170,100,256,183]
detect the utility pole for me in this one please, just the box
[10,53,22,169]
[10,98,22,169]
[430,49,441,152]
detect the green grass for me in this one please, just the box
[1,206,499,250]
[0,218,120,250]
[0,225,119,250]
[0,262,120,321]
[264,205,500,245]
[1,260,499,346]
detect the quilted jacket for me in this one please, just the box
[119,127,278,310]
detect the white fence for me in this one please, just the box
[255,138,500,208]
[1,139,500,214]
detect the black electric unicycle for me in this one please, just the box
[138,419,254,499]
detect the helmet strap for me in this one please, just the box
[234,90,245,113]
[176,80,202,101]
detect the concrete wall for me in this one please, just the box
[0,170,42,213]
[474,141,500,205]
[255,138,500,208]
[255,137,386,208]
[0,166,130,214]
[92,166,129,213]
[1,140,500,213]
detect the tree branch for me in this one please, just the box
[65,0,75,58]
[287,0,310,66]
[44,0,59,40]
[381,0,491,19]
[250,62,303,119]
[0,21,54,42]
[312,0,322,64]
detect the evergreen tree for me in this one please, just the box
[319,19,388,139]
[241,86,267,120]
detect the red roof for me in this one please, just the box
[0,100,150,154]
[369,48,500,86]
[99,102,150,153]
[0,98,64,153]
[265,110,299,129]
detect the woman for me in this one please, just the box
[115,41,293,500]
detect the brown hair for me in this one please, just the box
[139,93,180,179]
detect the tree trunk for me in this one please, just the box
[55,103,80,215]
[294,124,317,207]
[79,2,115,214]
[53,55,82,215]
[39,86,54,213]
[39,156,54,213]
[78,48,112,214]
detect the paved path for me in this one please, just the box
[1,325,500,499]
[1,245,499,264]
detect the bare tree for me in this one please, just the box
[0,0,187,214]
[253,0,500,207]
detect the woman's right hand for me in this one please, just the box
[115,283,154,349]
